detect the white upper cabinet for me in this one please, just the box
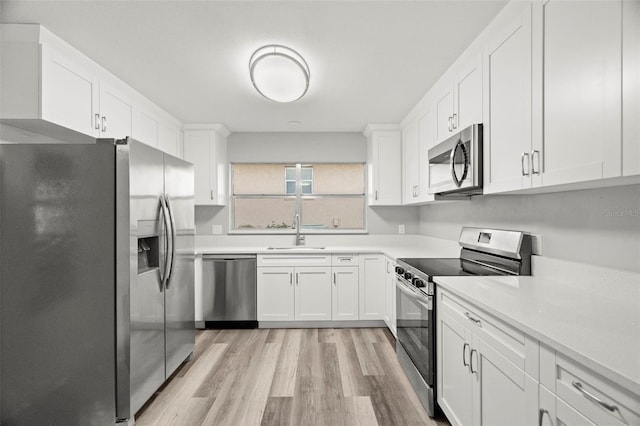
[402,108,435,205]
[623,0,640,176]
[1,24,182,153]
[364,125,402,206]
[542,0,622,186]
[483,2,538,194]
[434,54,483,144]
[183,125,229,206]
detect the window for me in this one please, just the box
[231,163,365,232]
[285,166,312,194]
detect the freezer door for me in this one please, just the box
[0,144,116,425]
[163,153,195,378]
[128,141,166,415]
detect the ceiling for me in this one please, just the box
[1,1,507,132]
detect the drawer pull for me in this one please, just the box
[470,349,478,374]
[538,409,548,426]
[572,381,618,413]
[464,311,482,326]
[462,343,470,368]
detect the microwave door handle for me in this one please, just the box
[449,140,469,187]
[159,196,171,291]
[164,195,177,290]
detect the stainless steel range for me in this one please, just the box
[395,227,533,417]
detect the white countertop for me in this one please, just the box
[435,269,640,396]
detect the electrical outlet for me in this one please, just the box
[398,224,405,234]
[211,224,222,235]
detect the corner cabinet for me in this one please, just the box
[364,125,402,206]
[183,125,229,206]
[437,287,539,426]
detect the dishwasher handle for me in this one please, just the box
[203,254,257,260]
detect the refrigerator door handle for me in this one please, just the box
[159,195,172,291]
[164,194,177,290]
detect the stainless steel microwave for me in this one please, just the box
[428,123,483,196]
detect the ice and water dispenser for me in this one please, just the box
[137,220,161,275]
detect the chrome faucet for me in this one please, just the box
[293,213,305,246]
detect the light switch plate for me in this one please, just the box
[398,224,405,234]
[212,224,222,235]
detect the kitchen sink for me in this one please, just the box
[266,246,326,250]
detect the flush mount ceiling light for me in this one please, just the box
[249,44,310,103]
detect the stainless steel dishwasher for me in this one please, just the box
[202,254,257,328]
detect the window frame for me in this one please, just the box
[229,162,368,234]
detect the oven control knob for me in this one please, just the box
[413,278,426,288]
[395,266,405,275]
[404,272,413,281]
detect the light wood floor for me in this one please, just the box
[135,328,449,426]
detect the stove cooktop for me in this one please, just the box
[397,257,512,281]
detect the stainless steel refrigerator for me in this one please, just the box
[0,137,195,424]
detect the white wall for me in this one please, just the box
[418,184,640,272]
[195,132,420,235]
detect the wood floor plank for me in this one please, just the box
[335,328,371,397]
[345,396,379,426]
[261,397,293,426]
[269,329,302,397]
[350,328,384,376]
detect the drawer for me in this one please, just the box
[257,254,331,267]
[439,290,537,376]
[555,353,640,426]
[332,254,359,266]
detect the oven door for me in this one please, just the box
[396,276,434,386]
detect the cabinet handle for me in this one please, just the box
[531,150,541,175]
[470,349,478,374]
[289,272,293,285]
[296,273,299,286]
[94,113,100,130]
[464,311,482,326]
[572,381,618,413]
[452,113,457,130]
[415,186,419,197]
[210,190,214,200]
[101,116,107,132]
[521,153,530,176]
[448,116,453,132]
[375,190,378,201]
[333,273,336,285]
[538,409,549,426]
[462,343,470,367]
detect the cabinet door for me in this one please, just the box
[435,84,455,142]
[257,267,294,321]
[623,0,640,176]
[370,132,402,205]
[295,267,332,321]
[132,109,159,148]
[332,267,359,321]
[183,130,216,205]
[477,338,538,426]
[543,0,622,185]
[98,81,133,139]
[454,55,483,131]
[483,2,534,194]
[438,310,474,426]
[402,119,420,203]
[158,123,180,157]
[358,255,385,320]
[417,109,435,203]
[384,258,397,337]
[41,45,99,137]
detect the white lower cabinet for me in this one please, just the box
[383,257,397,337]
[257,267,295,321]
[437,287,538,426]
[331,267,359,321]
[257,254,363,323]
[294,267,332,321]
[359,254,385,320]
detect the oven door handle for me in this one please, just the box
[396,279,417,297]
[415,295,433,311]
